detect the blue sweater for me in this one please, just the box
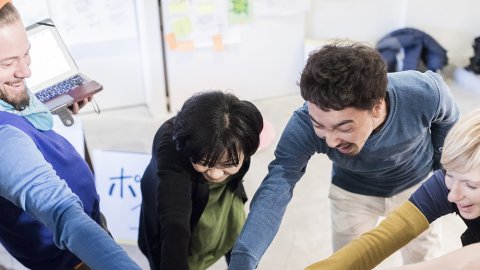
[0,111,140,270]
[228,70,459,269]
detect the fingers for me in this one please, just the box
[69,102,80,114]
[68,97,91,115]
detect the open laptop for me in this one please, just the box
[25,18,103,113]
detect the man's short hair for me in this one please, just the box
[0,2,20,27]
[300,40,388,111]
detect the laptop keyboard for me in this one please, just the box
[35,75,86,102]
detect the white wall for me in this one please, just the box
[135,0,168,117]
[305,0,480,67]
[306,0,407,45]
[405,0,480,67]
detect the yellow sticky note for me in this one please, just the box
[171,17,193,37]
[168,0,188,15]
[196,3,216,15]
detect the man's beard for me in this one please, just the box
[0,86,30,111]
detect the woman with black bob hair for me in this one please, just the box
[138,90,263,270]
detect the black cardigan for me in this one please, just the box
[138,118,249,270]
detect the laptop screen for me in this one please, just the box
[26,20,78,93]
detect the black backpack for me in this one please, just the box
[466,36,480,74]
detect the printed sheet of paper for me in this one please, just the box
[92,149,151,244]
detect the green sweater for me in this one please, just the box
[188,179,246,270]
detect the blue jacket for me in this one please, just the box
[377,28,448,72]
[228,70,459,269]
[0,112,140,270]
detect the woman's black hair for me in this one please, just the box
[173,90,263,167]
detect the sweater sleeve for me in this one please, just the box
[426,71,459,170]
[304,201,429,270]
[154,136,196,270]
[229,108,318,270]
[0,125,140,270]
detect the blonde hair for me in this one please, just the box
[0,2,20,27]
[441,108,480,174]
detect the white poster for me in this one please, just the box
[48,0,138,46]
[91,149,151,244]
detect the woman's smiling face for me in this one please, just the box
[446,169,480,219]
[191,153,244,183]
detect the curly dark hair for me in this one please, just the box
[300,40,388,111]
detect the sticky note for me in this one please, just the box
[212,34,225,51]
[165,32,178,49]
[168,0,188,15]
[171,17,193,37]
[196,2,216,15]
[176,41,195,51]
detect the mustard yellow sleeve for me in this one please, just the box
[305,201,429,270]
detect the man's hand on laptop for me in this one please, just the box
[68,97,92,114]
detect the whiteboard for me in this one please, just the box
[161,0,308,112]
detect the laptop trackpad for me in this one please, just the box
[44,94,74,111]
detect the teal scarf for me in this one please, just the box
[0,90,53,131]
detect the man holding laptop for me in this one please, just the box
[0,1,139,269]
[26,18,103,125]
